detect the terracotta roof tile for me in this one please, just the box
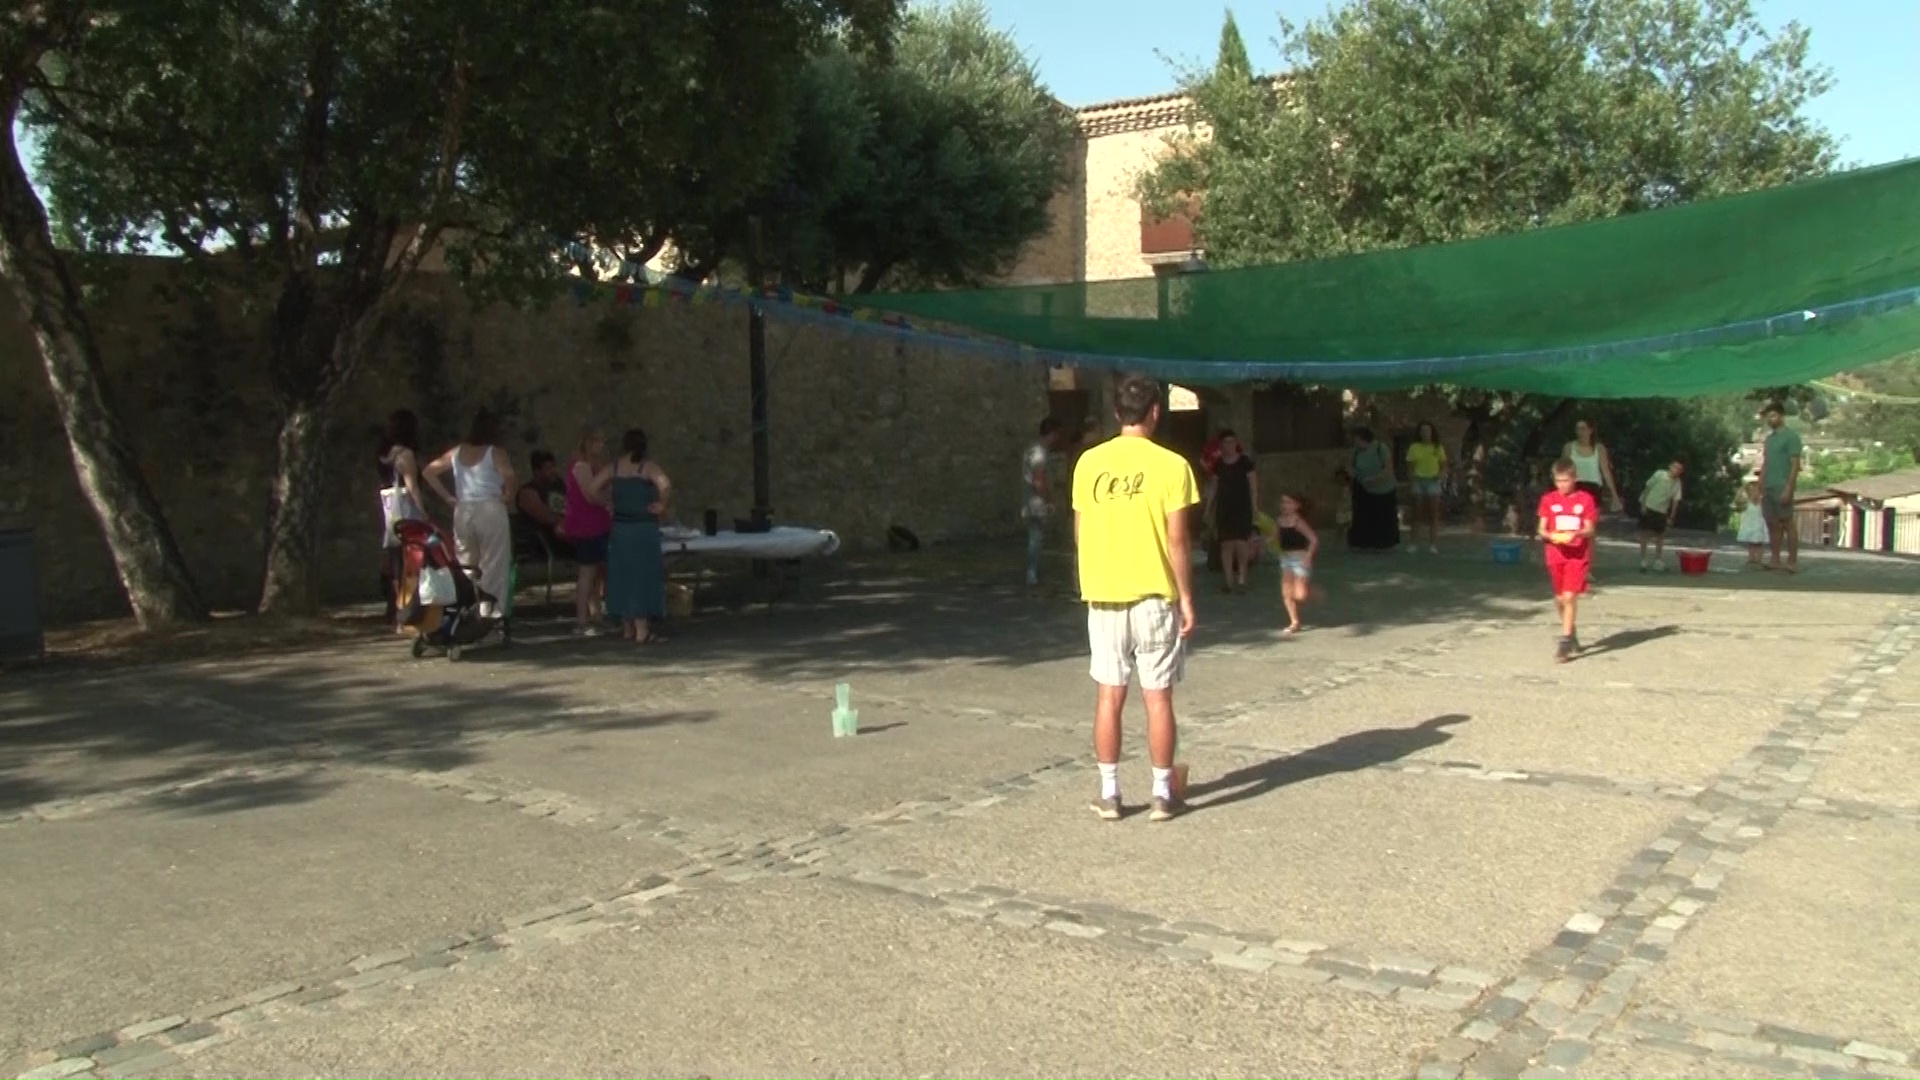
[1069,75,1289,138]
[1076,94,1196,137]
[1073,88,1192,115]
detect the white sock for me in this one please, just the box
[1152,767,1173,800]
[1098,763,1119,800]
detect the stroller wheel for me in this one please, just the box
[410,636,427,659]
[447,643,463,662]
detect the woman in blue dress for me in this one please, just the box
[604,427,673,644]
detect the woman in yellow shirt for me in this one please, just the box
[1405,422,1448,555]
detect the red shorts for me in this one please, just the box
[1545,546,1590,596]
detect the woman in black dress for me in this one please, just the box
[1206,429,1260,592]
[1348,426,1402,552]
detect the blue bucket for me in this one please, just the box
[1491,539,1523,565]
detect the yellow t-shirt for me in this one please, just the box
[1406,441,1447,479]
[1072,435,1200,604]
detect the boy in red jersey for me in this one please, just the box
[1538,458,1599,663]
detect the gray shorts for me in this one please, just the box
[1762,488,1794,523]
[1087,598,1184,690]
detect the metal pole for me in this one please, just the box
[747,217,771,525]
[749,308,770,518]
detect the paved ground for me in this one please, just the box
[3,536,1918,1079]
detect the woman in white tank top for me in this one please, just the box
[1562,419,1622,512]
[424,411,518,621]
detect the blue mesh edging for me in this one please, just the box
[610,279,1920,384]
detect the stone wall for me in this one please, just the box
[0,261,1050,620]
[1082,123,1185,283]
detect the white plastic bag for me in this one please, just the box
[380,486,421,548]
[417,566,457,607]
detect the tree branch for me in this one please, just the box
[854,258,894,294]
[628,229,668,268]
[284,2,340,281]
[384,26,471,288]
[672,258,716,285]
[265,0,342,404]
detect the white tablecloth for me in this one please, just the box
[662,526,841,560]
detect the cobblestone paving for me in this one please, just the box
[4,548,1918,1078]
[1420,606,1919,1080]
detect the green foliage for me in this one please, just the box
[1803,444,1915,489]
[28,0,900,298]
[1214,12,1253,83]
[1823,357,1920,465]
[1483,397,1746,529]
[1143,0,1837,268]
[672,0,1075,293]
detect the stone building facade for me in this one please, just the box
[993,90,1202,288]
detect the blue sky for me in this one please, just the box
[983,0,1920,167]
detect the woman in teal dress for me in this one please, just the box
[605,427,673,644]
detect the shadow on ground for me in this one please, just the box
[1187,714,1471,815]
[1575,624,1681,660]
[3,535,1908,817]
[0,654,717,816]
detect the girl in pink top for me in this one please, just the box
[563,431,614,635]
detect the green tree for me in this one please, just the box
[1,2,206,626]
[1826,358,1920,465]
[1145,0,1836,266]
[1214,11,1252,81]
[1478,397,1747,529]
[666,0,1075,293]
[27,0,897,614]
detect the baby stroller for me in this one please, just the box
[391,519,509,660]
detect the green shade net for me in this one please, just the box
[864,158,1920,397]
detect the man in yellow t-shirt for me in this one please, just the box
[1072,375,1200,823]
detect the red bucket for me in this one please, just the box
[1677,550,1711,576]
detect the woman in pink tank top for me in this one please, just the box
[563,431,614,635]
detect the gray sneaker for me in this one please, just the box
[1090,794,1122,821]
[1148,795,1183,822]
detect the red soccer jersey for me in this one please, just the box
[1538,488,1598,558]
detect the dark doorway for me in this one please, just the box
[1156,385,1211,465]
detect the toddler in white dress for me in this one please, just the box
[1736,479,1768,565]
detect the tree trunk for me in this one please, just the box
[255,396,335,614]
[0,109,206,626]
[1519,397,1575,461]
[255,10,341,616]
[853,259,895,294]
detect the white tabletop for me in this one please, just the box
[661,526,841,559]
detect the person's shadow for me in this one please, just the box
[1575,625,1680,660]
[1186,714,1470,815]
